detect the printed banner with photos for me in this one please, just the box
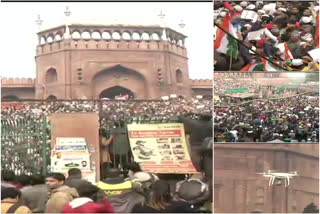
[50,137,96,183]
[127,123,198,174]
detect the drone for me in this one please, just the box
[257,170,298,187]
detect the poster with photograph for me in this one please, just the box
[127,123,198,174]
[50,138,96,183]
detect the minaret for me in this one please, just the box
[158,10,167,41]
[64,6,71,39]
[35,15,43,44]
[179,20,186,46]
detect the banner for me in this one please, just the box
[225,88,249,93]
[308,48,320,61]
[127,123,198,174]
[241,10,258,22]
[50,137,96,183]
[246,28,266,41]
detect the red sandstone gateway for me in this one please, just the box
[1,24,212,100]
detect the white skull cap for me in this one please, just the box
[240,1,248,7]
[301,16,312,23]
[292,59,303,66]
[219,11,227,17]
[278,8,287,12]
[246,4,256,10]
[234,5,243,12]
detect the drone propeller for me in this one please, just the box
[289,171,298,174]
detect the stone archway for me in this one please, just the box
[46,95,57,100]
[92,64,147,99]
[99,86,134,99]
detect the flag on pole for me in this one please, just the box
[315,15,319,47]
[214,13,239,59]
[240,62,265,71]
[284,42,293,60]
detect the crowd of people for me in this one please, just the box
[214,93,319,142]
[214,1,319,71]
[1,98,212,131]
[1,163,212,213]
[214,78,260,95]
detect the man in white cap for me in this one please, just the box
[244,23,252,31]
[246,4,256,11]
[300,16,313,25]
[257,9,266,21]
[234,5,243,13]
[291,59,304,67]
[240,1,248,8]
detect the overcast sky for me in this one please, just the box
[0,3,213,80]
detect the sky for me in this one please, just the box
[0,3,213,80]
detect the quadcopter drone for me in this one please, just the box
[257,170,298,187]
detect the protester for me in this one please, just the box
[166,179,210,213]
[214,74,319,142]
[65,168,93,194]
[45,172,79,213]
[214,1,319,71]
[1,170,16,188]
[21,174,48,213]
[62,182,114,213]
[1,187,32,213]
[1,170,21,189]
[96,168,145,213]
[16,174,32,191]
[132,180,171,213]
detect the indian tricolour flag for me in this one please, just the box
[240,62,264,71]
[260,57,279,71]
[214,13,239,59]
[284,42,293,60]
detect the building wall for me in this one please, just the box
[2,88,35,99]
[35,39,191,99]
[214,144,319,213]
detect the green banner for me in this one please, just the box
[279,85,298,89]
[225,88,249,93]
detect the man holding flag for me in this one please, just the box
[214,12,239,70]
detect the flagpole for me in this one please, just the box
[229,50,233,71]
[214,22,288,71]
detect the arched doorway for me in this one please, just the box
[46,95,57,100]
[176,69,183,83]
[92,64,147,99]
[2,95,19,101]
[45,68,58,83]
[99,86,134,99]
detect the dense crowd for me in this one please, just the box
[214,93,319,142]
[214,1,319,71]
[1,98,212,131]
[214,78,260,95]
[1,163,212,213]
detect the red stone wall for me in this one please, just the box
[214,144,319,213]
